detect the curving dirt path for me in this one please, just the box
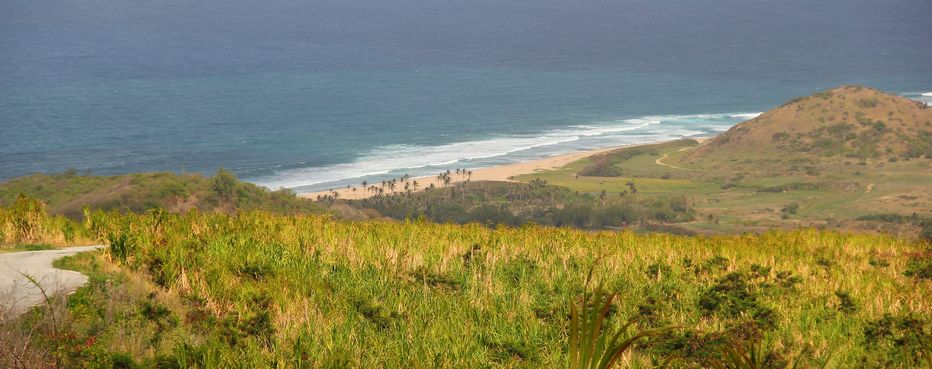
[0,245,105,317]
[655,147,702,171]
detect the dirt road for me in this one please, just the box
[0,245,105,317]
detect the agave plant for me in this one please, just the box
[709,338,839,369]
[567,269,665,369]
[708,339,771,369]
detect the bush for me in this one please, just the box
[577,160,623,177]
[211,168,238,202]
[772,132,790,141]
[904,253,932,280]
[781,203,799,217]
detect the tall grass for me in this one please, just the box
[2,199,930,368]
[0,194,90,247]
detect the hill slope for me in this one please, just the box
[683,85,932,167]
[0,171,323,218]
[515,86,932,236]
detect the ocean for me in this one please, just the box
[2,0,930,192]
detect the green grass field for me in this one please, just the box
[2,204,930,368]
[515,139,932,236]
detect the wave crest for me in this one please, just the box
[251,112,759,191]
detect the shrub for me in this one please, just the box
[834,290,858,314]
[211,168,238,203]
[904,253,932,280]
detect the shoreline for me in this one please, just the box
[299,137,707,201]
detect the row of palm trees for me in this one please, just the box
[314,168,475,202]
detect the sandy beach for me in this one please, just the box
[299,139,704,201]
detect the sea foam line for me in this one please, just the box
[251,112,759,190]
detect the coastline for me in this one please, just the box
[299,137,707,201]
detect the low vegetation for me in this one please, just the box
[0,169,323,219]
[516,87,932,237]
[579,140,700,178]
[1,199,929,368]
[344,179,695,231]
[685,86,932,165]
[0,194,93,247]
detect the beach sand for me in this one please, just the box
[299,139,705,201]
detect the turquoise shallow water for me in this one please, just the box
[1,0,930,191]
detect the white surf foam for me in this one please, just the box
[251,112,758,190]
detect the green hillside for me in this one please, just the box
[0,170,324,219]
[516,86,932,237]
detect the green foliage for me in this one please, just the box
[13,243,58,251]
[856,213,925,224]
[0,171,324,219]
[708,339,771,369]
[833,290,857,314]
[697,272,778,332]
[922,223,932,242]
[3,202,929,367]
[0,194,86,247]
[756,182,827,193]
[904,251,932,280]
[350,181,694,230]
[568,274,664,369]
[9,194,46,243]
[781,203,799,219]
[578,140,698,178]
[211,168,238,203]
[861,313,932,367]
[578,160,625,177]
[857,98,879,109]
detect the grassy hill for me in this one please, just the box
[1,206,929,368]
[0,170,323,219]
[516,86,932,237]
[684,85,932,166]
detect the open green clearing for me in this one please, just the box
[516,139,932,235]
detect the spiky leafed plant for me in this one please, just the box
[567,269,664,369]
[709,338,837,369]
[708,339,770,369]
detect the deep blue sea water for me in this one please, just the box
[2,0,930,192]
